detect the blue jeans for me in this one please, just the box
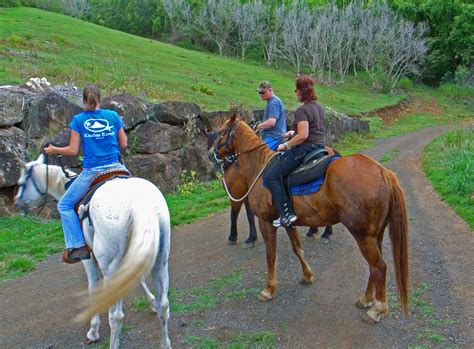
[57,162,128,249]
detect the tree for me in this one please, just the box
[192,0,237,56]
[231,0,265,60]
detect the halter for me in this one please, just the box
[16,157,49,212]
[211,120,276,202]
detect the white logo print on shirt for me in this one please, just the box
[84,119,114,133]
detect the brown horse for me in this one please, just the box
[208,132,333,246]
[210,114,409,323]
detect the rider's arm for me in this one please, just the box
[117,128,128,149]
[43,130,80,156]
[277,121,308,151]
[256,117,276,130]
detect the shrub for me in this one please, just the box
[396,77,414,90]
[177,170,199,194]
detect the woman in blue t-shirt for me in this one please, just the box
[44,84,128,263]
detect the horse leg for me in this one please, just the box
[140,276,157,313]
[108,299,124,349]
[151,221,172,349]
[82,258,101,344]
[306,226,318,238]
[355,236,388,323]
[228,201,242,245]
[258,219,278,301]
[243,200,258,246]
[321,226,333,240]
[285,226,313,284]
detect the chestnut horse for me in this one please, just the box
[209,133,333,246]
[210,115,409,323]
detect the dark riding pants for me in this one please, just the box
[263,144,324,217]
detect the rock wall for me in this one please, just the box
[0,79,369,215]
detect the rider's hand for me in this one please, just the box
[277,143,286,152]
[284,130,295,139]
[43,145,56,154]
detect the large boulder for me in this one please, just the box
[200,110,255,130]
[0,127,26,187]
[101,93,150,130]
[324,107,369,144]
[44,127,82,171]
[22,92,82,143]
[126,153,182,193]
[151,101,201,126]
[134,121,186,154]
[180,135,214,180]
[0,88,33,127]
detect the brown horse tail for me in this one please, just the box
[381,168,409,316]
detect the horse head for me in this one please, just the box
[14,154,49,213]
[207,113,240,166]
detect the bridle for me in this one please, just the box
[15,160,49,212]
[210,119,276,202]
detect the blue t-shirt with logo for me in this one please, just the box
[70,109,123,168]
[262,95,286,139]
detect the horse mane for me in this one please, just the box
[37,164,75,197]
[235,121,275,161]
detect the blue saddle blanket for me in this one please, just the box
[290,156,340,195]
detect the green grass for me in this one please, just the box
[335,85,473,155]
[422,127,474,230]
[185,330,276,349]
[0,7,402,113]
[391,282,458,347]
[0,216,63,281]
[379,149,399,164]
[164,179,229,226]
[130,270,259,316]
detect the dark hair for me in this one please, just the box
[295,76,316,103]
[83,84,100,110]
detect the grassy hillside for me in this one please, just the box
[0,7,402,113]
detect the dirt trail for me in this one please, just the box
[1,124,473,349]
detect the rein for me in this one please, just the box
[16,157,49,212]
[222,152,276,202]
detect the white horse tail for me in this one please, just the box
[75,199,159,322]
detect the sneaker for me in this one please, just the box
[63,246,91,264]
[272,214,297,228]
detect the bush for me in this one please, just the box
[438,83,474,100]
[177,170,199,194]
[396,77,414,90]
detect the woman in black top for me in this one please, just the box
[263,76,326,227]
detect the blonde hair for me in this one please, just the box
[83,84,100,110]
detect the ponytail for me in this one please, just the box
[83,84,101,110]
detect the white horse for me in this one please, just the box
[14,154,172,349]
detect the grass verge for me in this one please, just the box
[0,216,62,281]
[422,127,474,230]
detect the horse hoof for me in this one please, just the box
[305,234,315,240]
[150,305,158,313]
[362,313,379,324]
[227,240,237,246]
[299,277,313,285]
[84,338,99,345]
[258,290,273,302]
[355,300,372,309]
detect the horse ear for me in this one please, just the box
[230,112,237,123]
[36,153,45,164]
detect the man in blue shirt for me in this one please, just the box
[255,81,287,151]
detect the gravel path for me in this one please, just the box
[1,124,473,349]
